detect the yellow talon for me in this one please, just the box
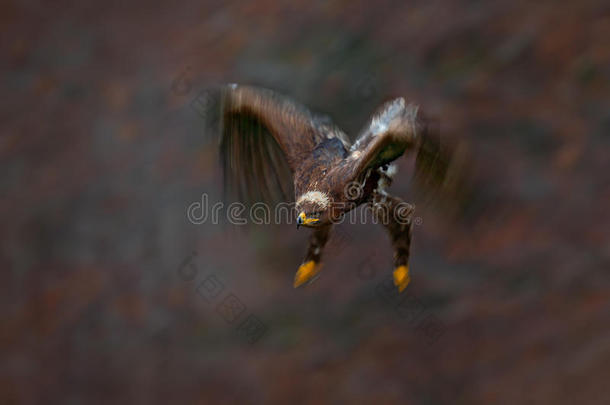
[294,260,320,288]
[393,265,411,293]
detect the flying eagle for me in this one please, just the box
[205,84,461,292]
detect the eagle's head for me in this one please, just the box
[295,190,332,228]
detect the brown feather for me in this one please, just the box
[210,85,332,205]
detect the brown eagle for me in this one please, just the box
[205,84,461,292]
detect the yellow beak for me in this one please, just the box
[297,211,319,227]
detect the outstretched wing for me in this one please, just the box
[347,97,471,214]
[346,97,421,179]
[204,85,329,204]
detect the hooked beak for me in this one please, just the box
[297,211,319,229]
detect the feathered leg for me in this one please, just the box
[370,192,415,292]
[294,225,332,288]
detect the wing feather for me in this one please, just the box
[347,97,421,179]
[347,97,472,214]
[205,85,328,204]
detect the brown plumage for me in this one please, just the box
[205,84,461,292]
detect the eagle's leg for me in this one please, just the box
[294,224,332,288]
[370,192,415,292]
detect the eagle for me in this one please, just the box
[204,84,461,293]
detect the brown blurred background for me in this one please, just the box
[2,0,609,404]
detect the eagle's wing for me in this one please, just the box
[347,98,468,208]
[346,97,421,178]
[204,85,329,204]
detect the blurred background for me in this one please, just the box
[2,0,609,403]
